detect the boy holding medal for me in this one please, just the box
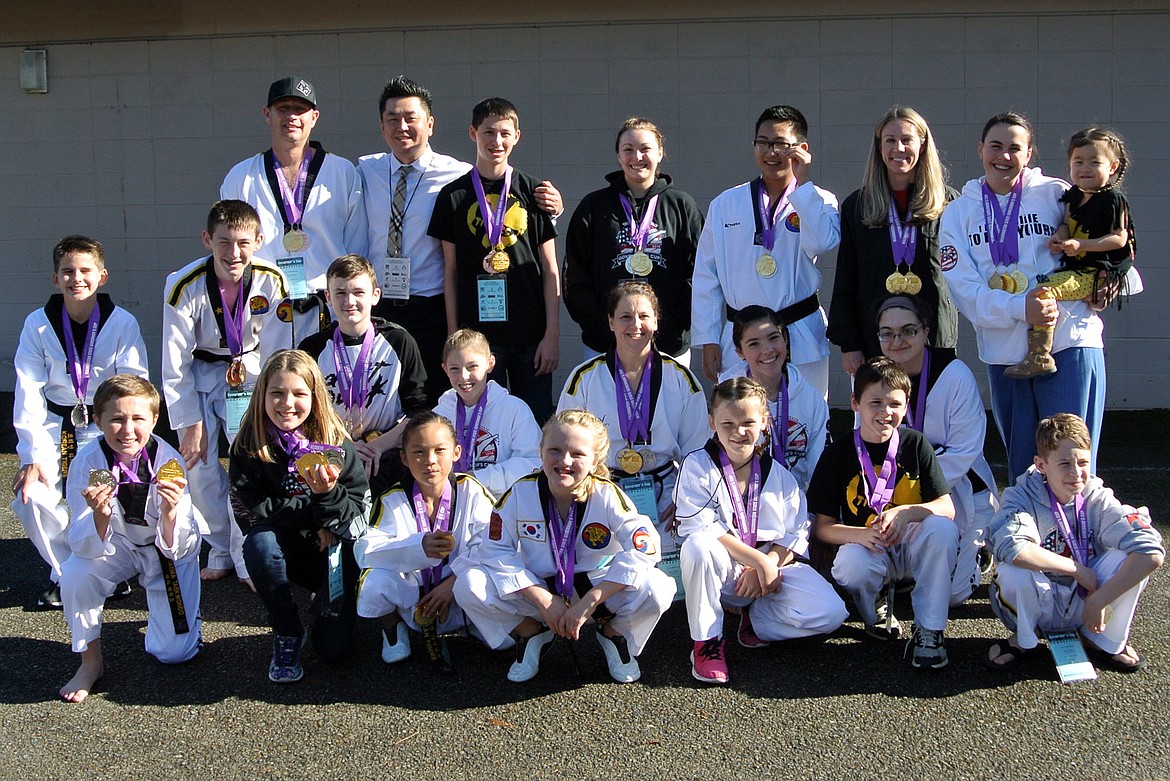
[692,105,840,398]
[428,98,560,422]
[59,375,203,703]
[298,254,430,498]
[162,200,290,586]
[13,235,149,608]
[985,413,1163,673]
[222,76,367,343]
[807,357,958,669]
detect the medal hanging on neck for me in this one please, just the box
[981,179,1028,293]
[770,374,789,464]
[614,354,652,474]
[718,450,762,547]
[331,327,376,437]
[455,385,490,473]
[619,192,659,277]
[273,150,313,253]
[546,497,578,603]
[62,303,100,428]
[853,427,900,521]
[885,200,922,295]
[220,279,247,388]
[473,167,514,274]
[412,480,453,593]
[754,178,796,278]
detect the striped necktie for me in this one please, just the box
[386,163,414,256]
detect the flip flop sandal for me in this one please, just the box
[1091,644,1148,674]
[982,639,1035,671]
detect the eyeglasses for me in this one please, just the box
[877,326,922,343]
[753,140,800,154]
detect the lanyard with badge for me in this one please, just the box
[473,167,513,324]
[1045,487,1103,682]
[384,160,426,301]
[211,267,252,436]
[264,145,324,299]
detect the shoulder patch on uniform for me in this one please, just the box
[518,520,547,542]
[785,212,800,232]
[632,526,656,556]
[581,522,611,549]
[249,295,270,315]
[276,299,294,323]
[940,245,959,271]
[489,512,503,541]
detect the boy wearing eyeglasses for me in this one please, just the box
[692,105,840,398]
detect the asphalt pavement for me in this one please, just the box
[1,411,1168,781]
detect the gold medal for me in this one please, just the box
[282,229,310,253]
[637,447,657,471]
[1001,272,1018,294]
[71,402,88,428]
[157,458,186,482]
[885,272,908,294]
[903,271,923,295]
[616,447,644,474]
[988,273,1004,291]
[626,250,653,277]
[414,604,437,629]
[295,451,330,480]
[227,359,246,389]
[755,253,777,278]
[483,249,510,274]
[1011,269,1029,292]
[323,448,345,470]
[88,469,117,491]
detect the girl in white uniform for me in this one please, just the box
[557,281,708,552]
[454,409,677,683]
[355,412,494,667]
[721,305,828,490]
[877,295,999,604]
[676,378,846,684]
[59,375,203,703]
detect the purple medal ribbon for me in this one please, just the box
[62,303,100,408]
[980,178,1024,270]
[331,327,376,425]
[853,427,900,518]
[618,193,660,252]
[887,200,918,269]
[546,499,578,600]
[614,355,652,445]
[905,349,931,433]
[770,375,789,463]
[113,452,157,485]
[757,178,797,252]
[1046,485,1089,596]
[718,450,762,547]
[412,480,453,591]
[455,386,489,473]
[471,166,514,251]
[273,152,311,228]
[267,422,310,475]
[218,280,246,357]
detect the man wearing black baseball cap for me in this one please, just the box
[221,75,367,344]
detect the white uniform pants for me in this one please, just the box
[453,565,676,657]
[60,538,201,662]
[990,549,1146,655]
[951,486,995,605]
[189,391,246,576]
[831,514,958,632]
[681,532,847,641]
[13,479,71,581]
[356,567,469,635]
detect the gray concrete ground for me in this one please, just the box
[1,412,1168,780]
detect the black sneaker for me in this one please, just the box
[38,582,63,609]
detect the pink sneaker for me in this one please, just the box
[737,608,770,649]
[691,638,729,684]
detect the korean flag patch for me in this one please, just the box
[518,520,547,542]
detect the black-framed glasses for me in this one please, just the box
[877,326,922,343]
[753,140,799,154]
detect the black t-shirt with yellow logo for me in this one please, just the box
[428,168,557,347]
[806,427,948,528]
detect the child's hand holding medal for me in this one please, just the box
[295,445,345,494]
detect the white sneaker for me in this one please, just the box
[507,629,554,682]
[596,631,641,683]
[381,622,411,664]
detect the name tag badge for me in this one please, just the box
[277,257,308,301]
[225,389,252,437]
[658,550,685,602]
[327,542,345,602]
[618,474,658,524]
[1047,630,1098,683]
[382,255,411,301]
[477,275,508,323]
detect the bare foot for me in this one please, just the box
[239,577,256,593]
[200,567,231,582]
[60,646,103,703]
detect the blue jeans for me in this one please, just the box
[488,342,553,424]
[987,346,1105,482]
[243,524,358,663]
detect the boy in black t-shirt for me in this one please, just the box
[807,357,958,669]
[428,98,559,422]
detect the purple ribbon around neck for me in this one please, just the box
[770,374,789,462]
[980,178,1024,269]
[113,452,156,485]
[757,178,797,252]
[471,166,514,250]
[412,480,453,591]
[546,498,578,600]
[887,200,918,269]
[718,450,762,548]
[331,327,376,422]
[619,193,660,252]
[905,349,931,433]
[614,354,652,445]
[853,427,900,518]
[267,422,310,473]
[273,151,311,227]
[1046,486,1089,594]
[218,279,246,356]
[455,385,489,473]
[61,303,100,406]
